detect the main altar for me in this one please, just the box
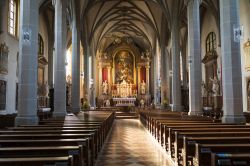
[97,38,151,108]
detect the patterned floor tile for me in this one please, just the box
[95,119,174,166]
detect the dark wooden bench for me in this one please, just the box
[0,156,74,166]
[194,143,250,166]
[164,124,248,151]
[9,126,105,147]
[0,129,100,152]
[0,146,83,166]
[175,131,250,165]
[183,136,250,166]
[0,133,96,162]
[211,153,250,166]
[159,122,226,146]
[0,138,91,166]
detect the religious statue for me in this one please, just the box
[44,81,49,97]
[140,80,146,95]
[102,80,108,95]
[201,81,207,97]
[210,77,220,96]
[140,99,145,108]
[105,99,110,107]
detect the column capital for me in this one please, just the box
[184,0,202,6]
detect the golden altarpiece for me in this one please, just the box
[97,38,151,107]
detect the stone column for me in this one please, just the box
[15,0,39,126]
[186,0,202,115]
[146,65,150,94]
[71,21,80,113]
[171,21,183,111]
[53,0,67,117]
[220,0,245,123]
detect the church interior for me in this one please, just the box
[1,0,250,165]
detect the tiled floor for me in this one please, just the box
[95,119,173,166]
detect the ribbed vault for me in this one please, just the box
[81,0,166,53]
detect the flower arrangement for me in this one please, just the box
[163,98,169,108]
[82,100,90,111]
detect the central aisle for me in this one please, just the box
[95,119,173,166]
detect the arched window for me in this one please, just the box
[8,0,18,36]
[38,34,44,55]
[206,32,216,53]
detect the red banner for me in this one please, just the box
[140,67,146,83]
[102,68,108,82]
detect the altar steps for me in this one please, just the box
[115,112,138,119]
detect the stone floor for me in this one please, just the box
[95,119,174,166]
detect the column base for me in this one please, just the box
[53,110,67,117]
[71,107,81,113]
[15,116,39,126]
[222,115,246,124]
[171,105,183,112]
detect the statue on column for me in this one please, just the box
[140,80,146,95]
[210,77,220,96]
[102,80,108,95]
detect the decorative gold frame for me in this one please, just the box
[244,39,250,71]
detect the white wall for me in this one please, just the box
[0,0,19,114]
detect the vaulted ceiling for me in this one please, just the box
[81,0,166,53]
[38,0,220,55]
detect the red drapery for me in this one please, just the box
[140,67,146,83]
[102,68,108,82]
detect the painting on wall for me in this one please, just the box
[244,39,250,71]
[114,50,134,84]
[0,80,6,110]
[0,43,9,74]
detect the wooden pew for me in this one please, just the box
[164,124,248,151]
[183,136,250,166]
[0,133,97,163]
[171,127,250,160]
[159,122,223,146]
[0,129,100,154]
[0,138,91,166]
[194,143,250,166]
[211,153,250,166]
[0,156,74,166]
[9,126,105,147]
[0,146,83,166]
